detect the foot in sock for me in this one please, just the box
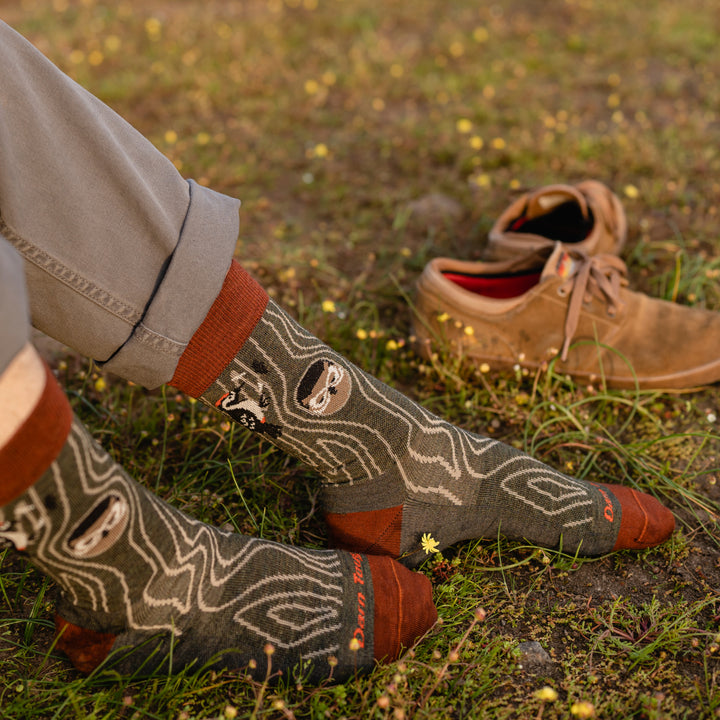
[0,347,436,679]
[171,264,675,567]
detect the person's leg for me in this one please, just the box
[0,238,437,679]
[0,22,673,570]
[170,286,674,566]
[0,20,242,389]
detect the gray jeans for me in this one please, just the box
[0,21,241,387]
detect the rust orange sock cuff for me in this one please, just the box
[170,261,268,398]
[0,363,73,506]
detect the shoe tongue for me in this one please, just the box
[525,184,589,220]
[541,243,579,282]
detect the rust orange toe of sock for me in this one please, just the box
[367,555,437,662]
[602,484,675,551]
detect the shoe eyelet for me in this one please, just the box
[557,288,567,298]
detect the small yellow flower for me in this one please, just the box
[449,41,464,58]
[479,362,490,373]
[470,135,484,150]
[535,686,558,702]
[571,701,596,718]
[94,377,107,392]
[313,143,329,158]
[464,326,475,336]
[348,637,361,652]
[386,339,399,351]
[437,312,450,323]
[456,118,473,134]
[356,328,368,340]
[624,184,639,199]
[421,532,440,555]
[304,79,320,95]
[104,35,121,52]
[87,50,104,66]
[145,18,162,37]
[321,299,336,313]
[473,26,489,43]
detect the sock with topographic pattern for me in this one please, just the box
[170,262,676,567]
[0,344,436,680]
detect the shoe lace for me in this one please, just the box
[559,252,628,361]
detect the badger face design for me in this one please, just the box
[296,359,351,416]
[216,390,283,438]
[67,493,129,558]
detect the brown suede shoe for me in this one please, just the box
[413,243,720,390]
[486,180,627,260]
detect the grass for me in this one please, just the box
[2,0,720,717]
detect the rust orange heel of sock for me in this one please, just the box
[325,506,404,557]
[54,615,117,674]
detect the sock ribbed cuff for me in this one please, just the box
[0,363,72,506]
[170,260,268,397]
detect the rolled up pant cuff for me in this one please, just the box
[101,180,240,389]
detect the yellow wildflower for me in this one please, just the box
[570,701,595,718]
[624,184,639,199]
[321,300,336,313]
[535,686,558,702]
[473,26,489,43]
[144,17,162,39]
[421,532,440,555]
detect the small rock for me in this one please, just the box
[516,641,553,672]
